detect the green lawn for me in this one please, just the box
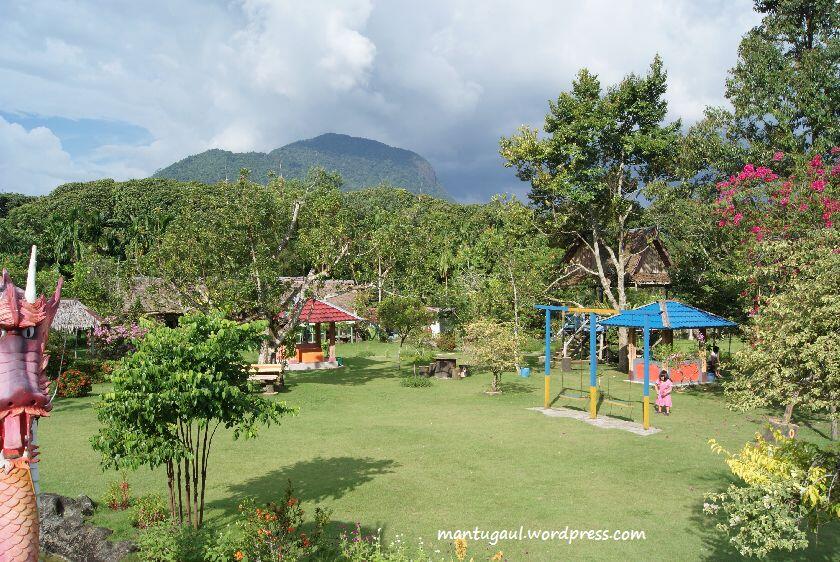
[39,341,838,561]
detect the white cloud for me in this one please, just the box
[0,0,762,198]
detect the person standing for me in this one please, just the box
[655,371,673,415]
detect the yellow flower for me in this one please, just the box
[491,551,504,561]
[454,538,468,561]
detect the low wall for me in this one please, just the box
[630,358,709,384]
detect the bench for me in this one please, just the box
[249,364,285,394]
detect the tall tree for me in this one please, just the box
[150,169,350,361]
[500,56,681,369]
[727,0,840,158]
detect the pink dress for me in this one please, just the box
[656,379,673,408]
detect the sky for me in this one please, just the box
[0,0,762,202]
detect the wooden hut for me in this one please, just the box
[559,227,672,291]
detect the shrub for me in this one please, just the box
[131,494,169,529]
[225,483,331,561]
[103,478,131,511]
[70,357,109,383]
[56,369,92,398]
[435,332,458,352]
[400,376,432,388]
[136,522,208,562]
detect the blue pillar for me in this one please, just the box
[589,312,597,418]
[544,309,551,375]
[643,315,651,429]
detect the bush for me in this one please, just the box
[435,332,458,352]
[70,357,109,383]
[131,494,169,529]
[103,478,131,511]
[136,522,208,562]
[56,369,92,398]
[235,482,330,560]
[400,376,432,388]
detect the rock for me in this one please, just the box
[38,494,137,562]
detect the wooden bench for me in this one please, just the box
[249,364,285,394]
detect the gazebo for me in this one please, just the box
[289,298,363,369]
[51,299,103,356]
[601,300,737,429]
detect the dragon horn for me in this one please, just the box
[25,245,36,303]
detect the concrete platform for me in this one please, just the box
[285,361,343,371]
[527,407,661,436]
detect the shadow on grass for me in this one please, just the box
[284,357,398,388]
[206,456,399,516]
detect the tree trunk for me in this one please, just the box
[831,405,838,441]
[782,400,796,425]
[166,461,176,521]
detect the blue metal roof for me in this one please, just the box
[600,300,737,329]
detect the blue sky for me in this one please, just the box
[0,1,761,201]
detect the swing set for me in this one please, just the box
[546,307,637,419]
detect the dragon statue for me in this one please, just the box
[0,246,61,562]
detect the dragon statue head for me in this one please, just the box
[0,246,62,471]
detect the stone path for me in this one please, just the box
[527,407,662,436]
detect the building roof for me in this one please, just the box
[277,277,368,316]
[600,300,737,330]
[560,227,672,287]
[52,299,103,333]
[297,298,363,323]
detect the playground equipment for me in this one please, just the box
[537,300,737,430]
[535,305,618,420]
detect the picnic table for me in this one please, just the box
[249,364,285,394]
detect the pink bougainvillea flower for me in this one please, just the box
[832,164,840,176]
[773,151,784,161]
[733,212,744,225]
[831,146,840,154]
[811,179,826,192]
[717,219,726,227]
[798,203,809,212]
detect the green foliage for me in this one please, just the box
[91,312,294,527]
[400,375,433,388]
[725,230,840,423]
[376,296,433,347]
[434,332,458,352]
[131,494,170,529]
[726,0,840,158]
[153,133,452,200]
[705,434,840,557]
[135,522,209,562]
[56,368,92,398]
[463,319,522,393]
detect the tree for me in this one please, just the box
[149,169,351,362]
[726,0,840,158]
[375,296,433,367]
[91,312,293,527]
[715,151,839,434]
[500,56,681,370]
[462,319,522,393]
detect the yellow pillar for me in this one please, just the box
[589,386,597,419]
[544,375,550,408]
[643,396,650,430]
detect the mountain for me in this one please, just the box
[153,133,452,200]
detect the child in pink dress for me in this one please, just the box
[655,371,673,415]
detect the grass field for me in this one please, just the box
[39,341,839,561]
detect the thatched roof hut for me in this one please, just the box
[52,299,103,333]
[559,227,672,288]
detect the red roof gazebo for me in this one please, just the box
[293,299,363,364]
